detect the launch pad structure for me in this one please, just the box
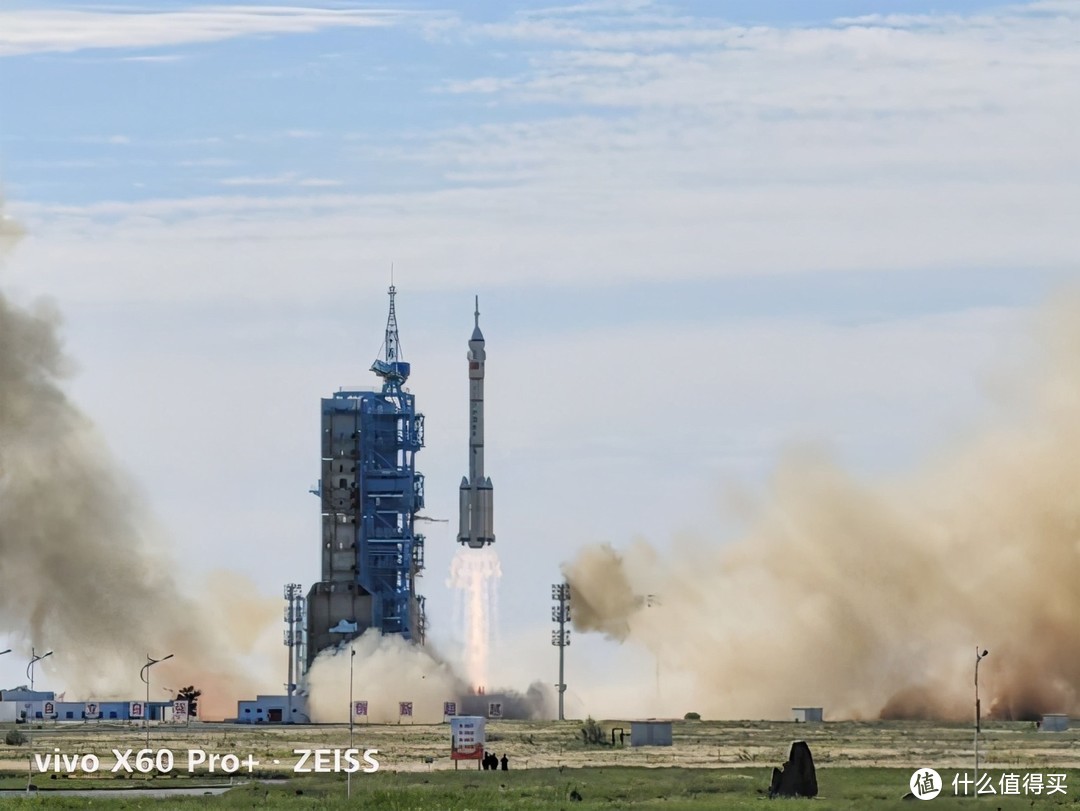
[305,285,427,668]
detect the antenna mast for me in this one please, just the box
[370,281,410,390]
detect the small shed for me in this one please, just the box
[792,707,823,723]
[630,720,673,747]
[236,695,310,724]
[1040,714,1069,732]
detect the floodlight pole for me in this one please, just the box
[284,583,303,726]
[552,583,570,721]
[974,647,989,793]
[140,653,174,748]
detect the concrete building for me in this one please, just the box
[236,694,311,724]
[0,689,54,704]
[0,693,171,722]
[306,285,426,667]
[1040,713,1069,732]
[630,720,673,747]
[792,707,823,723]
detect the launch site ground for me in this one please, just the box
[0,719,1079,808]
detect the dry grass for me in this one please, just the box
[0,716,1075,776]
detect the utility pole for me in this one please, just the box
[974,647,989,792]
[551,583,570,721]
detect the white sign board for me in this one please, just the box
[43,701,55,719]
[129,701,144,719]
[172,699,189,723]
[450,716,485,761]
[353,700,368,717]
[84,702,100,719]
[487,702,503,719]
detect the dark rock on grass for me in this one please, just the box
[768,740,818,799]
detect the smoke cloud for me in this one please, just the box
[305,629,557,723]
[0,195,278,718]
[306,630,466,723]
[448,547,501,691]
[564,297,1080,722]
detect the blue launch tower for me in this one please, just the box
[305,285,426,666]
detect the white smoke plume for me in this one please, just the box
[564,296,1080,721]
[0,194,278,718]
[305,630,466,723]
[448,547,501,691]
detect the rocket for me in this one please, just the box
[458,296,495,548]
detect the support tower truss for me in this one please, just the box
[305,285,426,668]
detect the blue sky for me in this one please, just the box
[1,0,1078,712]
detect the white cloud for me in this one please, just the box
[215,172,341,188]
[0,5,411,56]
[176,157,237,167]
[6,155,1076,306]
[218,172,302,187]
[117,53,187,63]
[297,178,343,187]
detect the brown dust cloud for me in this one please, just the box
[8,192,1080,723]
[0,196,550,721]
[564,300,1080,722]
[0,197,278,717]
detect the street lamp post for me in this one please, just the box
[645,595,661,705]
[974,647,989,792]
[328,621,359,799]
[27,648,53,692]
[140,653,174,748]
[348,648,356,799]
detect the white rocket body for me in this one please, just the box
[458,300,494,548]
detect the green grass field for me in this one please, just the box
[3,767,1079,809]
[1,719,1078,808]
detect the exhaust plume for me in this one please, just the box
[564,297,1080,721]
[306,630,466,723]
[448,547,501,691]
[0,194,277,718]
[304,630,557,722]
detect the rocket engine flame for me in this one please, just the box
[449,547,502,692]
